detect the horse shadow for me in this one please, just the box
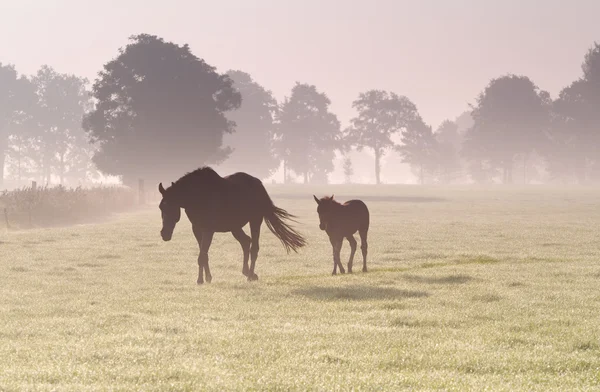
[403,274,472,285]
[292,285,429,301]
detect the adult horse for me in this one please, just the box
[158,167,306,284]
[313,195,369,275]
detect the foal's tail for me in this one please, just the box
[264,206,307,254]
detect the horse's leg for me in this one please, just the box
[330,236,344,275]
[200,231,214,284]
[346,235,357,273]
[359,229,368,272]
[248,218,262,281]
[192,225,205,284]
[232,228,251,277]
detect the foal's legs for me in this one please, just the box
[232,228,251,277]
[193,225,214,284]
[330,236,345,275]
[248,218,262,281]
[346,235,357,273]
[359,229,368,272]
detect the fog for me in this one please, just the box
[1,0,599,185]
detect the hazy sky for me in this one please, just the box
[1,0,599,128]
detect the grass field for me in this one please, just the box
[2,185,600,391]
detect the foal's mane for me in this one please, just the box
[320,195,342,206]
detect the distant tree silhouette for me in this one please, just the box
[433,120,463,183]
[546,42,600,183]
[454,111,474,134]
[275,83,342,184]
[219,70,279,179]
[0,63,36,187]
[345,90,422,184]
[343,156,353,184]
[397,118,438,184]
[462,75,549,184]
[28,66,94,185]
[83,34,241,185]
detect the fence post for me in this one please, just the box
[31,181,37,191]
[3,208,9,229]
[138,179,145,205]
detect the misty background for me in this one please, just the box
[1,0,600,187]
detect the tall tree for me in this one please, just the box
[434,120,463,184]
[345,90,422,184]
[30,66,94,185]
[397,117,438,185]
[546,42,600,183]
[462,75,549,184]
[83,34,241,185]
[275,83,342,184]
[0,63,36,187]
[219,70,279,179]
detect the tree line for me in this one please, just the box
[2,34,600,187]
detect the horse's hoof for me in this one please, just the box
[197,280,204,285]
[362,268,368,273]
[247,274,259,282]
[340,269,346,274]
[242,270,249,277]
[332,272,337,276]
[206,277,212,283]
[348,269,353,274]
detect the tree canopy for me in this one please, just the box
[0,63,36,186]
[219,70,279,180]
[345,90,422,184]
[83,34,241,185]
[275,83,342,184]
[463,75,549,184]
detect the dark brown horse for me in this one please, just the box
[313,195,369,275]
[158,167,306,284]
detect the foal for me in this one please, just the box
[313,195,369,275]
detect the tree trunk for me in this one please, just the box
[283,160,287,184]
[304,172,309,184]
[374,149,381,185]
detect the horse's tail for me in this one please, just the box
[260,187,307,254]
[264,206,307,253]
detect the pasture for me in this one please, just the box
[1,185,600,391]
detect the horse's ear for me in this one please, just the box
[158,183,165,195]
[331,194,334,200]
[313,195,320,205]
[171,182,174,186]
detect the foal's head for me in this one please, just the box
[313,195,339,231]
[158,182,181,241]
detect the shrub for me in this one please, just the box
[0,185,137,229]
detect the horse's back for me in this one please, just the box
[343,199,369,231]
[223,171,270,213]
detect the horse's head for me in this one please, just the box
[158,182,181,241]
[313,194,337,231]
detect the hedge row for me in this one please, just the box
[0,185,138,229]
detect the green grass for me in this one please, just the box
[2,185,600,390]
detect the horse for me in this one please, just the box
[158,167,307,284]
[313,195,369,275]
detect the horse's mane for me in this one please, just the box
[320,195,342,206]
[171,166,223,191]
